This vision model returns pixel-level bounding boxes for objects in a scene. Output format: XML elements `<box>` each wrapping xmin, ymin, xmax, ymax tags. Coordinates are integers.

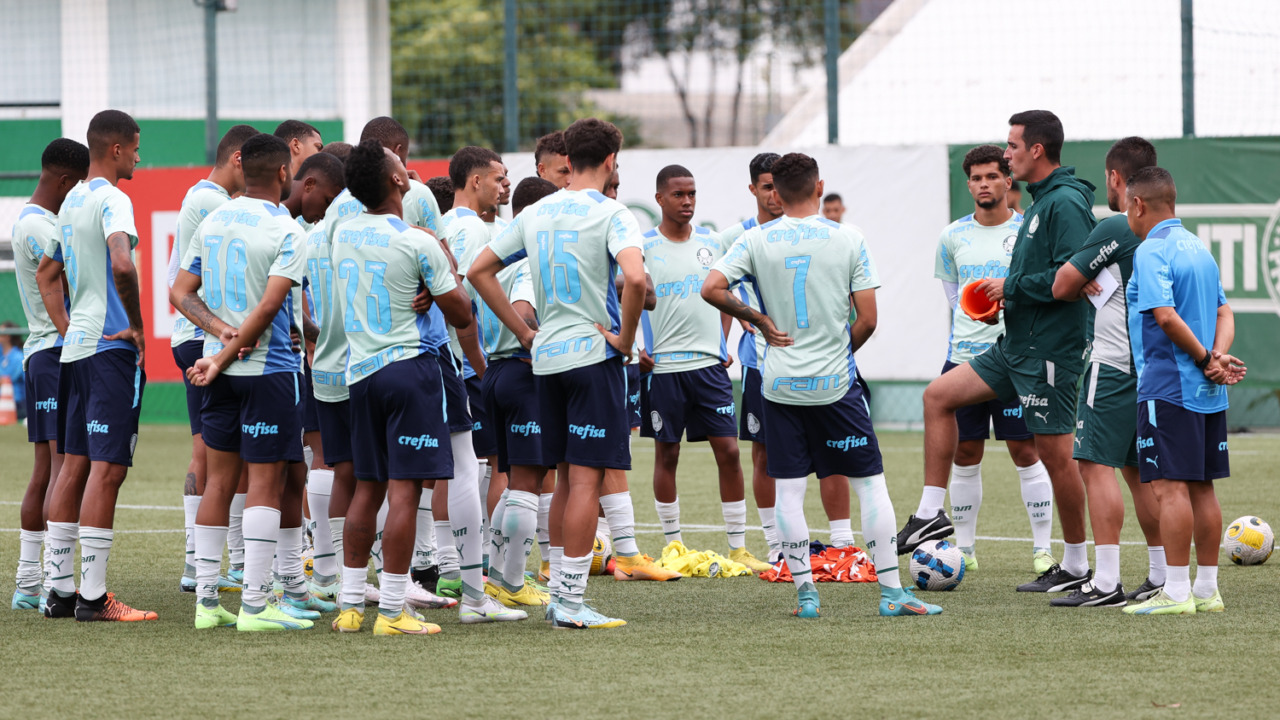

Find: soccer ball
<box><xmin>910</xmin><ymin>539</ymin><xmax>966</xmax><ymax>591</ymax></box>
<box><xmin>1224</xmin><ymin>515</ymin><xmax>1274</xmax><ymax>566</ymax></box>
<box><xmin>589</xmin><ymin>529</ymin><xmax>614</xmax><ymax>575</ymax></box>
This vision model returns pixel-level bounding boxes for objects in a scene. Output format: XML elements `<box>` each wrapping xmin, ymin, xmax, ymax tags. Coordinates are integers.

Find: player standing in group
<box><xmin>535</xmin><ymin>131</ymin><xmax>571</xmax><ymax>189</ymax></box>
<box><xmin>702</xmin><ymin>152</ymin><xmax>940</xmax><ymax>619</ymax></box>
<box><xmin>1122</xmin><ymin>167</ymin><xmax>1244</xmax><ymax>615</ymax></box>
<box><xmin>899</xmin><ymin>110</ymin><xmax>1097</xmax><ymax>596</ymax></box>
<box><xmin>274</xmin><ymin>120</ymin><xmax>324</xmax><ymax>179</ymax></box>
<box><xmin>324</xmin><ymin>140</ymin><xmax>477</xmax><ymax>635</ymax></box>
<box><xmin>173</xmin><ymin>133</ymin><xmax>308</xmax><ymax>630</ymax></box>
<box><xmin>169</xmin><ymin>124</ymin><xmax>257</xmax><ymax>593</ymax></box>
<box><xmin>37</xmin><ymin>110</ymin><xmax>153</xmax><ymax>622</ymax></box>
<box><xmin>821</xmin><ymin>193</ymin><xmax>844</xmax><ymax>223</ymax></box>
<box><xmin>934</xmin><ymin>145</ymin><xmax>1054</xmax><ymax>574</ymax></box>
<box><xmin>1051</xmin><ymin>137</ymin><xmax>1166</xmax><ymax>606</ymax></box>
<box><xmin>9</xmin><ymin>139</ymin><xmax>88</xmax><ymax>610</ymax></box>
<box><xmin>639</xmin><ymin>164</ymin><xmax>768</xmax><ymax>572</ymax></box>
<box><xmin>470</xmin><ymin>118</ymin><xmax>648</xmax><ymax>629</ymax></box>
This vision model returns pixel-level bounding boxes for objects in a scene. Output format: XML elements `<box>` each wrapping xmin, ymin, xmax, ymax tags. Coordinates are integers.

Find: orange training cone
<box><xmin>960</xmin><ymin>282</ymin><xmax>1001</xmax><ymax>322</ymax></box>
<box><xmin>0</xmin><ymin>375</ymin><xmax>16</xmax><ymax>425</ymax></box>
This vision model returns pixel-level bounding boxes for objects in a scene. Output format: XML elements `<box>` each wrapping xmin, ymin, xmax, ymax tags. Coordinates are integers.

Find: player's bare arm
<box><xmin>468</xmin><ymin>246</ymin><xmax>536</xmax><ymax>349</ymax></box>
<box><xmin>1150</xmin><ymin>305</ymin><xmax>1244</xmax><ymax>386</ymax></box>
<box><xmin>616</xmin><ymin>273</ymin><xmax>656</xmax><ymax>311</ymax></box>
<box><xmin>35</xmin><ymin>254</ymin><xmax>69</xmax><ymax>337</ymax></box>
<box><xmin>596</xmin><ymin>246</ymin><xmax>646</xmax><ymax>361</ymax></box>
<box><xmin>849</xmin><ymin>288</ymin><xmax>877</xmax><ymax>352</ymax></box>
<box><xmin>457</xmin><ymin>322</ymin><xmax>487</xmax><ymax>379</ymax></box>
<box><xmin>188</xmin><ymin>274</ymin><xmax>293</xmax><ymax>386</ymax></box>
<box><xmin>700</xmin><ymin>268</ymin><xmax>792</xmax><ymax>347</ymax></box>
<box><xmin>102</xmin><ymin>229</ymin><xmax>146</xmax><ymax>365</ymax></box>
<box><xmin>1051</xmin><ymin>263</ymin><xmax>1102</xmax><ymax>301</ymax></box>
<box><xmin>170</xmin><ymin>267</ymin><xmax>236</xmax><ymax>342</ymax></box>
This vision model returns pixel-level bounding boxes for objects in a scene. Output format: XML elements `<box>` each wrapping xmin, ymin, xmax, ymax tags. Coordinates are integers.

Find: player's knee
<box><xmin>1009</xmin><ymin>443</ymin><xmax>1038</xmax><ymax>468</ymax></box>
<box><xmin>954</xmin><ymin>442</ymin><xmax>983</xmax><ymax>466</ymax></box>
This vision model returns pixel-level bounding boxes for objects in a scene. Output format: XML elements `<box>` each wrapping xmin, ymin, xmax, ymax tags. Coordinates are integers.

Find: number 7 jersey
<box><xmin>712</xmin><ymin>214</ymin><xmax>880</xmax><ymax>406</ymax></box>
<box><xmin>487</xmin><ymin>188</ymin><xmax>643</xmax><ymax>376</ymax></box>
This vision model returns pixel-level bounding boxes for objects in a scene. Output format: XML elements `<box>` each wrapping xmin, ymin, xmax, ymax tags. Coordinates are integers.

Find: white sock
<box><xmin>549</xmin><ymin>546</ymin><xmax>564</xmax><ymax>599</ymax></box>
<box><xmin>501</xmin><ymin>490</ymin><xmax>539</xmax><ymax>591</ymax></box>
<box><xmin>16</xmin><ymin>529</ymin><xmax>44</xmax><ymax>591</ymax></box>
<box><xmin>228</xmin><ymin>493</ymin><xmax>247</xmax><ymax>567</ymax></box>
<box><xmin>194</xmin><ymin>525</ymin><xmax>228</xmax><ymax>607</ymax></box>
<box><xmin>42</xmin><ymin>541</ymin><xmax>53</xmax><ymax>596</ymax></box>
<box><xmin>536</xmin><ymin>493</ymin><xmax>552</xmax><ymax>564</ymax></box>
<box><xmin>307</xmin><ymin>468</ymin><xmax>337</xmax><ymax>578</ymax></box>
<box><xmin>559</xmin><ymin>553</ymin><xmax>592</xmax><ymax>611</ymax></box>
<box><xmin>775</xmin><ymin>477</ymin><xmax>813</xmax><ymax>593</ymax></box>
<box><xmin>46</xmin><ymin>521</ymin><xmax>77</xmax><ymax>596</ymax></box>
<box><xmin>413</xmin><ymin>492</ymin><xmax>435</xmax><ymax>570</ymax></box>
<box><xmin>340</xmin><ymin>564</ymin><xmax>365</xmax><ymax>609</ymax></box>
<box><xmin>721</xmin><ymin>499</ymin><xmax>747</xmax><ymax>550</ymax></box>
<box><xmin>1017</xmin><ymin>461</ymin><xmax>1053</xmax><ymax>550</ymax></box>
<box><xmin>478</xmin><ymin>459</ymin><xmax>492</xmax><ymax>536</ymax></box>
<box><xmin>182</xmin><ymin>494</ymin><xmax>201</xmax><ymax>577</ymax></box>
<box><xmin>448</xmin><ymin>432</ymin><xmax>485</xmax><ymax>600</ymax></box>
<box><xmin>1062</xmin><ymin>542</ymin><xmax>1089</xmax><ymax>577</ymax></box>
<box><xmin>329</xmin><ymin>517</ymin><xmax>346</xmax><ymax>573</ymax></box>
<box><xmin>434</xmin><ymin>520</ymin><xmax>460</xmax><ymax>579</ymax></box>
<box><xmin>757</xmin><ymin>506</ymin><xmax>780</xmax><ymax>558</ymax></box>
<box><xmin>1147</xmin><ymin>546</ymin><xmax>1167</xmax><ymax>585</ymax></box>
<box><xmin>655</xmin><ymin>498</ymin><xmax>682</xmax><ymax>545</ymax></box>
<box><xmin>1094</xmin><ymin>544</ymin><xmax>1120</xmax><ymax>593</ymax></box>
<box><xmin>828</xmin><ymin>519</ymin><xmax>854</xmax><ymax>548</ymax></box>
<box><xmin>915</xmin><ymin>485</ymin><xmax>947</xmax><ymax>518</ymax></box>
<box><xmin>1192</xmin><ymin>564</ymin><xmax>1218</xmax><ymax>599</ymax></box>
<box><xmin>241</xmin><ymin>506</ymin><xmax>281</xmax><ymax>608</ymax></box>
<box><xmin>78</xmin><ymin>526</ymin><xmax>114</xmax><ymax>602</ymax></box>
<box><xmin>277</xmin><ymin>524</ymin><xmax>307</xmax><ymax>597</ymax></box>
<box><xmin>853</xmin><ymin>474</ymin><xmax>902</xmax><ymax>590</ymax></box>
<box><xmin>370</xmin><ymin>499</ymin><xmax>388</xmax><ymax>583</ymax></box>
<box><xmin>600</xmin><ymin>491</ymin><xmax>639</xmax><ymax>557</ymax></box>
<box><xmin>379</xmin><ymin>571</ymin><xmax>408</xmax><ymax>617</ymax></box>
<box><xmin>1165</xmin><ymin>564</ymin><xmax>1191</xmax><ymax>602</ymax></box>
<box><xmin>949</xmin><ymin>463</ymin><xmax>982</xmax><ymax>550</ymax></box>
<box><xmin>488</xmin><ymin>488</ymin><xmax>511</xmax><ymax>586</ymax></box>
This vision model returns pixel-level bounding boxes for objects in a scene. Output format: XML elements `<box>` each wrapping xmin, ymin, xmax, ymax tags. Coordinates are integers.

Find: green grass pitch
<box><xmin>2</xmin><ymin>425</ymin><xmax>1278</xmax><ymax>719</ymax></box>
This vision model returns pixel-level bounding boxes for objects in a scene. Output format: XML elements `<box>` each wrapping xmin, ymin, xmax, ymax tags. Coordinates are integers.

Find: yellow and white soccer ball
<box><xmin>1224</xmin><ymin>515</ymin><xmax>1274</xmax><ymax>566</ymax></box>
<box><xmin>589</xmin><ymin>529</ymin><xmax>614</xmax><ymax>575</ymax></box>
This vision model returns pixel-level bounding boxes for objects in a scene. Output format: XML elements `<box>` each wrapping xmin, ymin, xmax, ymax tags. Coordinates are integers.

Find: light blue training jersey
<box><xmin>640</xmin><ymin>225</ymin><xmax>728</xmax><ymax>373</ymax></box>
<box><xmin>12</xmin><ymin>204</ymin><xmax>62</xmax><ymax>362</ymax></box>
<box><xmin>170</xmin><ymin>179</ymin><xmax>232</xmax><ymax>346</ymax></box>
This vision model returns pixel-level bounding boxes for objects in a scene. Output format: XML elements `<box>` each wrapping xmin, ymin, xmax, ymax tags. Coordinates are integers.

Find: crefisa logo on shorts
<box><xmin>398</xmin><ymin>434</ymin><xmax>439</xmax><ymax>449</ymax></box>
<box><xmin>826</xmin><ymin>435</ymin><xmax>868</xmax><ymax>451</ymax></box>
<box><xmin>569</xmin><ymin>423</ymin><xmax>606</xmax><ymax>439</ymax></box>
<box><xmin>86</xmin><ymin>420</ymin><xmax>110</xmax><ymax>434</ymax></box>
<box><xmin>242</xmin><ymin>422</ymin><xmax>279</xmax><ymax>438</ymax></box>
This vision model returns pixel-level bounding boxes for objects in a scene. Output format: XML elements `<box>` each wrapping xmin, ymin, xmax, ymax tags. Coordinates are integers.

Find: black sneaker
<box><xmin>43</xmin><ymin>590</ymin><xmax>77</xmax><ymax>619</ymax></box>
<box><xmin>411</xmin><ymin>565</ymin><xmax>440</xmax><ymax>594</ymax></box>
<box><xmin>1017</xmin><ymin>564</ymin><xmax>1091</xmax><ymax>593</ymax></box>
<box><xmin>1049</xmin><ymin>581</ymin><xmax>1127</xmax><ymax>607</ymax></box>
<box><xmin>1125</xmin><ymin>576</ymin><xmax>1163</xmax><ymax>601</ymax></box>
<box><xmin>896</xmin><ymin>510</ymin><xmax>954</xmax><ymax>555</ymax></box>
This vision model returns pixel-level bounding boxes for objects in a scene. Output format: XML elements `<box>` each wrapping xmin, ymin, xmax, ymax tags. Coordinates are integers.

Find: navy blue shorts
<box><xmin>466</xmin><ymin>374</ymin><xmax>498</xmax><ymax>457</ymax></box>
<box><xmin>626</xmin><ymin>364</ymin><xmax>642</xmax><ymax>429</ymax></box>
<box><xmin>431</xmin><ymin>353</ymin><xmax>473</xmax><ymax>434</ymax></box>
<box><xmin>25</xmin><ymin>346</ymin><xmax>61</xmax><ymax>444</ymax></box>
<box><xmin>315</xmin><ymin>398</ymin><xmax>353</xmax><ymax>465</ymax></box>
<box><xmin>201</xmin><ymin>372</ymin><xmax>300</xmax><ymax>463</ymax></box>
<box><xmin>764</xmin><ymin>379</ymin><xmax>883</xmax><ymax>479</ymax></box>
<box><xmin>1136</xmin><ymin>399</ymin><xmax>1229</xmax><ymax>483</ymax></box>
<box><xmin>300</xmin><ymin>360</ymin><xmax>320</xmax><ymax>434</ymax></box>
<box><xmin>638</xmin><ymin>369</ymin><xmax>655</xmax><ymax>439</ymax></box>
<box><xmin>536</xmin><ymin>358</ymin><xmax>631</xmax><ymax>470</ymax></box>
<box><xmin>481</xmin><ymin>358</ymin><xmax>548</xmax><ymax>473</ymax></box>
<box><xmin>350</xmin><ymin>353</ymin><xmax>453</xmax><ymax>483</ymax></box>
<box><xmin>59</xmin><ymin>349</ymin><xmax>145</xmax><ymax>466</ymax></box>
<box><xmin>943</xmin><ymin>361</ymin><xmax>1032</xmax><ymax>442</ymax></box>
<box><xmin>739</xmin><ymin>366</ymin><xmax>765</xmax><ymax>443</ymax></box>
<box><xmin>172</xmin><ymin>339</ymin><xmax>204</xmax><ymax>436</ymax></box>
<box><xmin>645</xmin><ymin>365</ymin><xmax>738</xmax><ymax>443</ymax></box>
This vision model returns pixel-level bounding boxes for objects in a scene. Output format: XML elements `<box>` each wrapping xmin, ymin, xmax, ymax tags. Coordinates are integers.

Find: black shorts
<box><xmin>764</xmin><ymin>378</ymin><xmax>883</xmax><ymax>480</ymax></box>
<box><xmin>626</xmin><ymin>363</ymin><xmax>642</xmax><ymax>430</ymax></box>
<box><xmin>943</xmin><ymin>361</ymin><xmax>1032</xmax><ymax>442</ymax></box>
<box><xmin>173</xmin><ymin>339</ymin><xmax>204</xmax><ymax>435</ymax></box>
<box><xmin>60</xmin><ymin>349</ymin><xmax>145</xmax><ymax>466</ymax></box>
<box><xmin>431</xmin><ymin>353</ymin><xmax>473</xmax><ymax>434</ymax></box>
<box><xmin>315</xmin><ymin>398</ymin><xmax>353</xmax><ymax>465</ymax></box>
<box><xmin>481</xmin><ymin>358</ymin><xmax>548</xmax><ymax>473</ymax></box>
<box><xmin>536</xmin><ymin>358</ymin><xmax>630</xmax><ymax>470</ymax></box>
<box><xmin>644</xmin><ymin>365</ymin><xmax>737</xmax><ymax>443</ymax></box>
<box><xmin>300</xmin><ymin>358</ymin><xmax>320</xmax><ymax>434</ymax></box>
<box><xmin>466</xmin><ymin>374</ymin><xmax>498</xmax><ymax>457</ymax></box>
<box><xmin>25</xmin><ymin>346</ymin><xmax>61</xmax><ymax>443</ymax></box>
<box><xmin>739</xmin><ymin>366</ymin><xmax>765</xmax><ymax>443</ymax></box>
<box><xmin>350</xmin><ymin>354</ymin><xmax>453</xmax><ymax>483</ymax></box>
<box><xmin>1136</xmin><ymin>399</ymin><xmax>1229</xmax><ymax>483</ymax></box>
<box><xmin>201</xmin><ymin>371</ymin><xmax>299</xmax><ymax>463</ymax></box>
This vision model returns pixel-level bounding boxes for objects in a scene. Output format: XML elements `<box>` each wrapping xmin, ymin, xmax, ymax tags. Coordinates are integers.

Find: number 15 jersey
<box><xmin>487</xmin><ymin>188</ymin><xmax>643</xmax><ymax>376</ymax></box>
<box><xmin>712</xmin><ymin>215</ymin><xmax>879</xmax><ymax>407</ymax></box>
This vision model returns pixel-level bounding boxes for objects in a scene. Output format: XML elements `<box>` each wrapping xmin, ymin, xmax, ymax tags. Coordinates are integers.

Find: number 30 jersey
<box><xmin>712</xmin><ymin>214</ymin><xmax>880</xmax><ymax>407</ymax></box>
<box><xmin>181</xmin><ymin>196</ymin><xmax>306</xmax><ymax>376</ymax></box>
<box><xmin>488</xmin><ymin>188</ymin><xmax>643</xmax><ymax>376</ymax></box>
<box><xmin>330</xmin><ymin>213</ymin><xmax>458</xmax><ymax>386</ymax></box>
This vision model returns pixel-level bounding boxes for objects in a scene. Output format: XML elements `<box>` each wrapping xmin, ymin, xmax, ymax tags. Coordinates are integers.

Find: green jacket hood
<box><xmin>1027</xmin><ymin>166</ymin><xmax>1096</xmax><ymax>207</ymax></box>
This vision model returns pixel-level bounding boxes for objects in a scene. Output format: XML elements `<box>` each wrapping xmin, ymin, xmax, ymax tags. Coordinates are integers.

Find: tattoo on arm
<box><xmin>107</xmin><ymin>232</ymin><xmax>144</xmax><ymax>328</ymax></box>
<box><xmin>714</xmin><ymin>288</ymin><xmax>763</xmax><ymax>325</ymax></box>
<box><xmin>180</xmin><ymin>292</ymin><xmax>224</xmax><ymax>336</ymax></box>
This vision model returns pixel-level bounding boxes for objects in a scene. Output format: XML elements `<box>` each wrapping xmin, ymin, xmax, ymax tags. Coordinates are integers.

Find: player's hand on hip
<box><xmin>978</xmin><ymin>278</ymin><xmax>1005</xmax><ymax>302</ymax></box>
<box><xmin>595</xmin><ymin>323</ymin><xmax>632</xmax><ymax>362</ymax></box>
<box><xmin>104</xmin><ymin>326</ymin><xmax>145</xmax><ymax>367</ymax></box>
<box><xmin>517</xmin><ymin>327</ymin><xmax>537</xmax><ymax>351</ymax></box>
<box><xmin>757</xmin><ymin>316</ymin><xmax>793</xmax><ymax>347</ymax></box>
<box><xmin>722</xmin><ymin>353</ymin><xmax>734</xmax><ymax>368</ymax></box>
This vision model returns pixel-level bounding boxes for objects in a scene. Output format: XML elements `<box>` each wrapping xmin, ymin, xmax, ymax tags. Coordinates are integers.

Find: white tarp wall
<box><xmin>503</xmin><ymin>144</ymin><xmax>953</xmax><ymax>381</ymax></box>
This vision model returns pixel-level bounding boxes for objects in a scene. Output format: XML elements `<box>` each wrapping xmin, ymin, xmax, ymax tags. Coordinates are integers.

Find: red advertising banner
<box><xmin>128</xmin><ymin>160</ymin><xmax>449</xmax><ymax>381</ymax></box>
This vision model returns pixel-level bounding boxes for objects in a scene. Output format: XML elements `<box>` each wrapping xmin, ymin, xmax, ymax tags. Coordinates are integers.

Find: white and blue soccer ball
<box><xmin>1224</xmin><ymin>515</ymin><xmax>1274</xmax><ymax>566</ymax></box>
<box><xmin>910</xmin><ymin>539</ymin><xmax>966</xmax><ymax>591</ymax></box>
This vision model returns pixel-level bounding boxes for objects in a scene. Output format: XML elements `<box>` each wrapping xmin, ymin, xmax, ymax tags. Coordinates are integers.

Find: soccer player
<box><xmin>639</xmin><ymin>164</ymin><xmax>768</xmax><ymax>572</ymax></box>
<box><xmin>321</xmin><ymin>141</ymin><xmax>352</xmax><ymax>162</ymax></box>
<box><xmin>174</xmin><ymin>133</ymin><xmax>310</xmax><ymax>630</ymax></box>
<box><xmin>534</xmin><ymin>131</ymin><xmax>571</xmax><ymax>188</ymax></box>
<box><xmin>470</xmin><ymin>117</ymin><xmax>647</xmax><ymax>629</ymax></box>
<box><xmin>360</xmin><ymin>117</ymin><xmax>441</xmax><ymax>233</ymax></box>
<box><xmin>899</xmin><ymin>110</ymin><xmax>1097</xmax><ymax>596</ymax></box>
<box><xmin>37</xmin><ymin>110</ymin><xmax>152</xmax><ymax>622</ymax></box>
<box><xmin>821</xmin><ymin>193</ymin><xmax>844</xmax><ymax>223</ymax></box>
<box><xmin>934</xmin><ymin>145</ymin><xmax>1054</xmax><ymax>574</ymax></box>
<box><xmin>169</xmin><ymin>123</ymin><xmax>257</xmax><ymax>593</ymax></box>
<box><xmin>1051</xmin><ymin>137</ymin><xmax>1165</xmax><ymax>607</ymax></box>
<box><xmin>274</xmin><ymin>120</ymin><xmax>324</xmax><ymax>178</ymax></box>
<box><xmin>1121</xmin><ymin>167</ymin><xmax>1244</xmax><ymax>615</ymax></box>
<box><xmin>322</xmin><ymin>140</ymin><xmax>481</xmax><ymax>634</ymax></box>
<box><xmin>9</xmin><ymin>138</ymin><xmax>88</xmax><ymax>611</ymax></box>
<box><xmin>702</xmin><ymin>152</ymin><xmax>939</xmax><ymax>619</ymax></box>
<box><xmin>427</xmin><ymin>175</ymin><xmax>455</xmax><ymax>213</ymax></box>
<box><xmin>604</xmin><ymin>167</ymin><xmax>621</xmax><ymax>200</ymax></box>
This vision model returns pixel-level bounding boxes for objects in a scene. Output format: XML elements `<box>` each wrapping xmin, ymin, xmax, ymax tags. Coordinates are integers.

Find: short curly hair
<box><xmin>345</xmin><ymin>139</ymin><xmax>392</xmax><ymax>209</ymax></box>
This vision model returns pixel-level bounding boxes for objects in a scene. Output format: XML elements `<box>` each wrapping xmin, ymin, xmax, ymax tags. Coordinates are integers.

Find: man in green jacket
<box><xmin>898</xmin><ymin>110</ymin><xmax>1097</xmax><ymax>595</ymax></box>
